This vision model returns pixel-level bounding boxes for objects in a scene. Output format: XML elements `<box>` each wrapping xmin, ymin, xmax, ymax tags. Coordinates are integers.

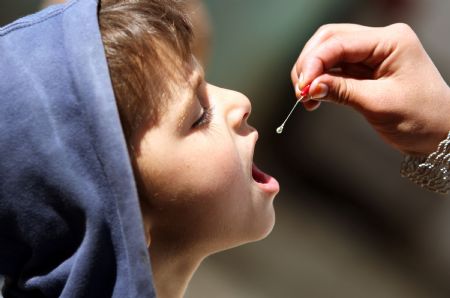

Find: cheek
<box><xmin>152</xmin><ymin>139</ymin><xmax>249</xmax><ymax>219</ymax></box>
<box><xmin>142</xmin><ymin>147</ymin><xmax>249</xmax><ymax>249</ymax></box>
<box><xmin>177</xmin><ymin>141</ymin><xmax>248</xmax><ymax>201</ymax></box>
<box><xmin>140</xmin><ymin>134</ymin><xmax>246</xmax><ymax>206</ymax></box>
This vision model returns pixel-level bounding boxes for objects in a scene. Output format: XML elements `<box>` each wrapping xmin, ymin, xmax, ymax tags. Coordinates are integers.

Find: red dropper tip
<box><xmin>300</xmin><ymin>84</ymin><xmax>311</xmax><ymax>97</ymax></box>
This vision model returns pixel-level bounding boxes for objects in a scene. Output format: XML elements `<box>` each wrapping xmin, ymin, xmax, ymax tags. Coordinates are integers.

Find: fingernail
<box><xmin>310</xmin><ymin>82</ymin><xmax>329</xmax><ymax>100</ymax></box>
<box><xmin>298</xmin><ymin>72</ymin><xmax>305</xmax><ymax>88</ymax></box>
<box><xmin>306</xmin><ymin>100</ymin><xmax>321</xmax><ymax>111</ymax></box>
<box><xmin>295</xmin><ymin>83</ymin><xmax>301</xmax><ymax>98</ymax></box>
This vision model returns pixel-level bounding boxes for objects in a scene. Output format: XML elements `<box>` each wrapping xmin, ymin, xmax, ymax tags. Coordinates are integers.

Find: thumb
<box><xmin>309</xmin><ymin>73</ymin><xmax>380</xmax><ymax>112</ymax></box>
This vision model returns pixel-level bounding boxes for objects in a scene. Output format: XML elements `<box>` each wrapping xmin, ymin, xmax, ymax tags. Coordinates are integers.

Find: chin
<box><xmin>253</xmin><ymin>209</ymin><xmax>276</xmax><ymax>241</ymax></box>
<box><xmin>239</xmin><ymin>205</ymin><xmax>276</xmax><ymax>245</ymax></box>
<box><xmin>211</xmin><ymin>210</ymin><xmax>276</xmax><ymax>254</ymax></box>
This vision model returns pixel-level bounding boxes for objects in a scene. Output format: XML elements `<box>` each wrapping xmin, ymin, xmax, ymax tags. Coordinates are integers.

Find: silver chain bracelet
<box><xmin>400</xmin><ymin>131</ymin><xmax>450</xmax><ymax>194</ymax></box>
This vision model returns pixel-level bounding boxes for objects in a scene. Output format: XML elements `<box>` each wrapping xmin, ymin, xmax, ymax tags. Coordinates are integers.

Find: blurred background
<box><xmin>1</xmin><ymin>0</ymin><xmax>450</xmax><ymax>297</ymax></box>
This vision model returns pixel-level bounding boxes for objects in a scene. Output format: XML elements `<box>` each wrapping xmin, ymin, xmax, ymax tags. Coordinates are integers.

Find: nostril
<box><xmin>243</xmin><ymin>112</ymin><xmax>250</xmax><ymax>121</ymax></box>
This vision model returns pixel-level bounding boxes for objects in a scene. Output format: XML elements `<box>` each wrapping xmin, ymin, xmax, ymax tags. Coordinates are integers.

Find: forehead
<box><xmin>166</xmin><ymin>56</ymin><xmax>204</xmax><ymax>101</ymax></box>
<box><xmin>156</xmin><ymin>56</ymin><xmax>204</xmax><ymax>120</ymax></box>
<box><xmin>131</xmin><ymin>58</ymin><xmax>205</xmax><ymax>156</ymax></box>
<box><xmin>176</xmin><ymin>57</ymin><xmax>203</xmax><ymax>87</ymax></box>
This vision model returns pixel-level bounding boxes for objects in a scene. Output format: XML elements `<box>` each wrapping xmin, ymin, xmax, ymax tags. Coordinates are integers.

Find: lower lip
<box><xmin>252</xmin><ymin>164</ymin><xmax>280</xmax><ymax>194</ymax></box>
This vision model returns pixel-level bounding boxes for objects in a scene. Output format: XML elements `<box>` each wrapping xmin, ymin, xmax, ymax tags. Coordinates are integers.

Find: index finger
<box><xmin>291</xmin><ymin>24</ymin><xmax>372</xmax><ymax>87</ymax></box>
<box><xmin>300</xmin><ymin>29</ymin><xmax>392</xmax><ymax>87</ymax></box>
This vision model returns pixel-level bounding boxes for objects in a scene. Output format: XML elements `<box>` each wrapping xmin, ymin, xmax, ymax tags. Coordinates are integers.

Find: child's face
<box><xmin>133</xmin><ymin>59</ymin><xmax>279</xmax><ymax>255</ymax></box>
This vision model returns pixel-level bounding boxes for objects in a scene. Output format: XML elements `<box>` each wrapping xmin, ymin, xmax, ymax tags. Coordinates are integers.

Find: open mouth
<box><xmin>252</xmin><ymin>164</ymin><xmax>270</xmax><ymax>184</ymax></box>
<box><xmin>252</xmin><ymin>163</ymin><xmax>280</xmax><ymax>194</ymax></box>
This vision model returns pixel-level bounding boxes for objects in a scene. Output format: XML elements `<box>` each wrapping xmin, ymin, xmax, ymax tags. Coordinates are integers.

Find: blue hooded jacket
<box><xmin>0</xmin><ymin>0</ymin><xmax>156</xmax><ymax>296</ymax></box>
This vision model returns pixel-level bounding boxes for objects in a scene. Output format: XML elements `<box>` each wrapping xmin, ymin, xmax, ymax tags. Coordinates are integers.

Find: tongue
<box><xmin>252</xmin><ymin>164</ymin><xmax>269</xmax><ymax>184</ymax></box>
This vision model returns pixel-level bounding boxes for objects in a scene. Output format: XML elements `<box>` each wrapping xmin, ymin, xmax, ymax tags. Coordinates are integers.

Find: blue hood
<box><xmin>0</xmin><ymin>0</ymin><xmax>155</xmax><ymax>296</ymax></box>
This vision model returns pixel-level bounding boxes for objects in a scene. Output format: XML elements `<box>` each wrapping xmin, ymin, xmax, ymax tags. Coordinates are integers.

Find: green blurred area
<box><xmin>0</xmin><ymin>0</ymin><xmax>41</xmax><ymax>26</ymax></box>
<box><xmin>203</xmin><ymin>0</ymin><xmax>355</xmax><ymax>126</ymax></box>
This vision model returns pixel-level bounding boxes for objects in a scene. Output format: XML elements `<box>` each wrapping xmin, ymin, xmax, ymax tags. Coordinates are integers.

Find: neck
<box><xmin>149</xmin><ymin>245</ymin><xmax>204</xmax><ymax>298</ymax></box>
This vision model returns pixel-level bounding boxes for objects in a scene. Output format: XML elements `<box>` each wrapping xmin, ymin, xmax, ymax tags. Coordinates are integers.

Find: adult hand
<box><xmin>291</xmin><ymin>23</ymin><xmax>450</xmax><ymax>156</ymax></box>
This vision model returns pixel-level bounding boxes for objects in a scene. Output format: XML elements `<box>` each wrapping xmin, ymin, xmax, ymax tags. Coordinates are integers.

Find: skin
<box><xmin>291</xmin><ymin>23</ymin><xmax>450</xmax><ymax>156</ymax></box>
<box><xmin>132</xmin><ymin>59</ymin><xmax>279</xmax><ymax>298</ymax></box>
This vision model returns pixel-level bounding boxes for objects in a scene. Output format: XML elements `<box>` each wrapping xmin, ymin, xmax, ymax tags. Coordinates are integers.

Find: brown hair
<box><xmin>98</xmin><ymin>0</ymin><xmax>193</xmax><ymax>141</ymax></box>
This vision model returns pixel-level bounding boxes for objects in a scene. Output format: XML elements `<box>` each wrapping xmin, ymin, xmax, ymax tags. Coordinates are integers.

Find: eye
<box><xmin>192</xmin><ymin>106</ymin><xmax>213</xmax><ymax>128</ymax></box>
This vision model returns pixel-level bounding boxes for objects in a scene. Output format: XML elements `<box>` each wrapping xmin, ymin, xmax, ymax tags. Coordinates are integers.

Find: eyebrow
<box><xmin>176</xmin><ymin>70</ymin><xmax>203</xmax><ymax>130</ymax></box>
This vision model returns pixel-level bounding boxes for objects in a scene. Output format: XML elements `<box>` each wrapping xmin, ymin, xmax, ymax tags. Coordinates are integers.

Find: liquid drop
<box><xmin>276</xmin><ymin>126</ymin><xmax>284</xmax><ymax>134</ymax></box>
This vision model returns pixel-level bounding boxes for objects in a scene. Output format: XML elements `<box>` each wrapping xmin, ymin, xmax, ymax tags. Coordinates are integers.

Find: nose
<box><xmin>220</xmin><ymin>87</ymin><xmax>253</xmax><ymax>132</ymax></box>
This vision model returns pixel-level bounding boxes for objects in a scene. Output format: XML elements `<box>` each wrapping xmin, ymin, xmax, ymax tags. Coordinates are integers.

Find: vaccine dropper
<box><xmin>276</xmin><ymin>84</ymin><xmax>310</xmax><ymax>134</ymax></box>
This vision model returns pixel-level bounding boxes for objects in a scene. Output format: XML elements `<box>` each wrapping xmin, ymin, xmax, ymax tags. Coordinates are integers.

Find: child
<box><xmin>0</xmin><ymin>0</ymin><xmax>279</xmax><ymax>297</ymax></box>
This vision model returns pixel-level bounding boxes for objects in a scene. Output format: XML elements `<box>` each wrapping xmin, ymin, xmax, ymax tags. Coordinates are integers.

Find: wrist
<box><xmin>420</xmin><ymin>85</ymin><xmax>450</xmax><ymax>155</ymax></box>
<box><xmin>444</xmin><ymin>86</ymin><xmax>450</xmax><ymax>132</ymax></box>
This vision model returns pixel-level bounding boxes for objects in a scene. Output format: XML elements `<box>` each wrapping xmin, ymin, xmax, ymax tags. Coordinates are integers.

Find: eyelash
<box><xmin>192</xmin><ymin>106</ymin><xmax>213</xmax><ymax>128</ymax></box>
